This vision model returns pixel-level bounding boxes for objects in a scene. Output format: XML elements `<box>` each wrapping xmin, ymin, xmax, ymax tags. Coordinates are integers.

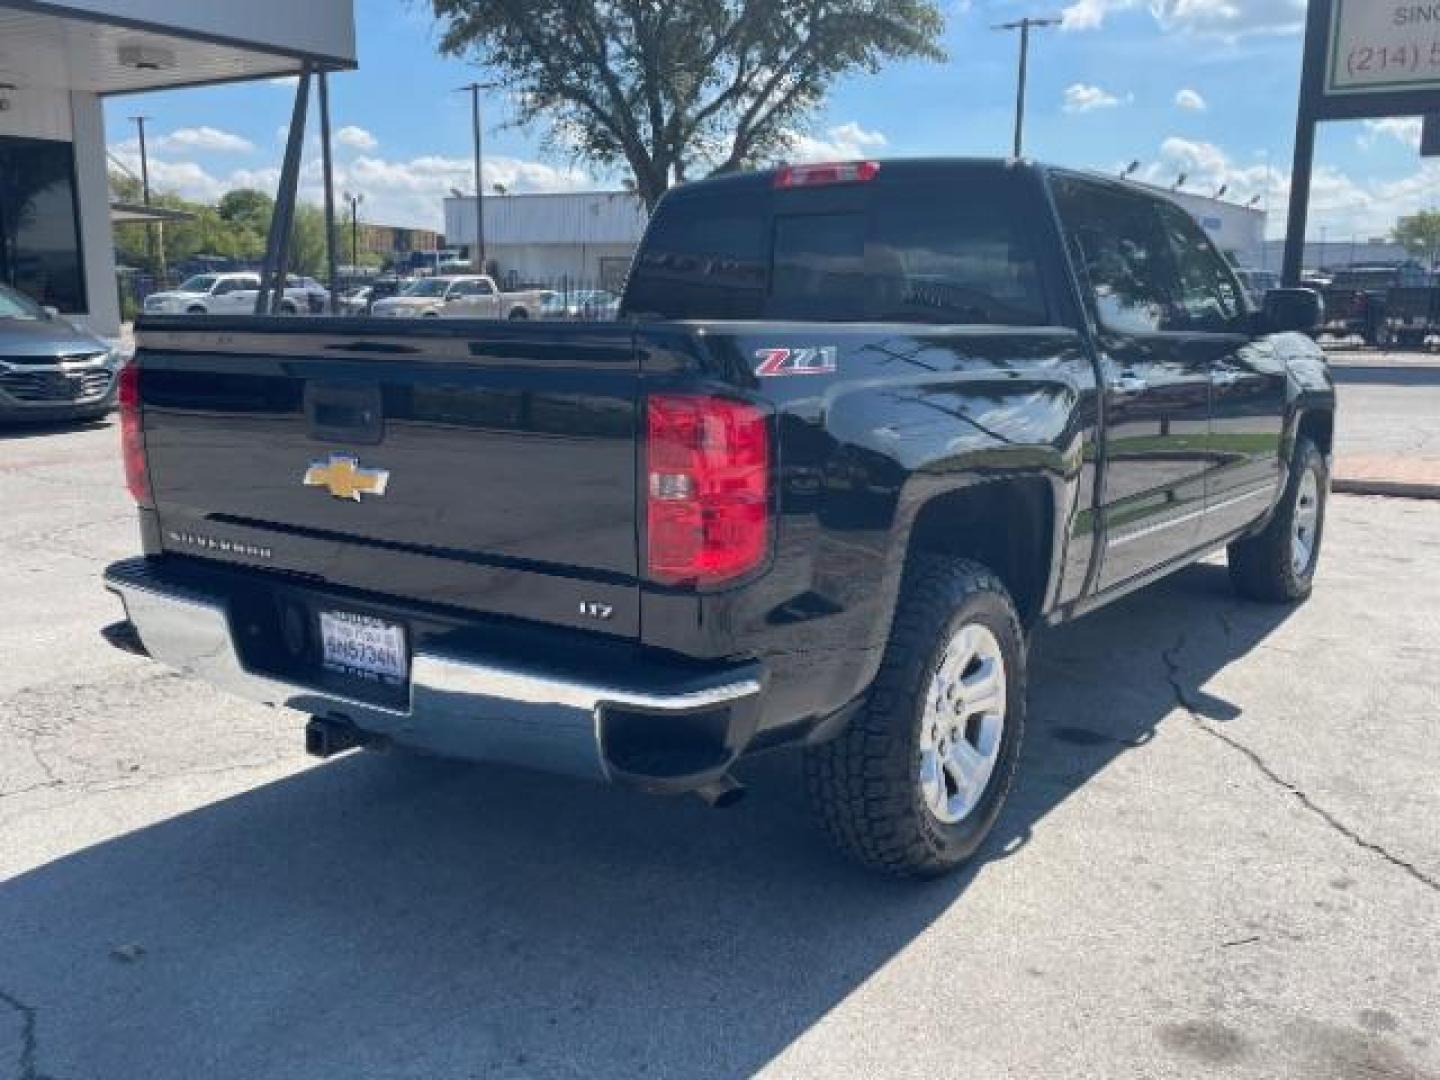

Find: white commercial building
<box><xmin>0</xmin><ymin>0</ymin><xmax>357</xmax><ymax>337</ymax></box>
<box><xmin>445</xmin><ymin>191</ymin><xmax>649</xmax><ymax>291</ymax></box>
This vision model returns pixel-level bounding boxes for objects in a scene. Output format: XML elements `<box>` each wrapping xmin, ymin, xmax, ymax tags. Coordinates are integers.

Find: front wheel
<box><xmin>804</xmin><ymin>556</ymin><xmax>1026</xmax><ymax>878</ymax></box>
<box><xmin>1228</xmin><ymin>436</ymin><xmax>1328</xmax><ymax>603</ymax></box>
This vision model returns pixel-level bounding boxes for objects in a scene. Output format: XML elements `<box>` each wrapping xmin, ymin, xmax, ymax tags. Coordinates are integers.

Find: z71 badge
<box><xmin>754</xmin><ymin>346</ymin><xmax>838</xmax><ymax>377</ymax></box>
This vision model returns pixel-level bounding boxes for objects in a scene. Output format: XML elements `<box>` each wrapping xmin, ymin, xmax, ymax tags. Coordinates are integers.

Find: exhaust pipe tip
<box><xmin>694</xmin><ymin>774</ymin><xmax>746</xmax><ymax>809</ymax></box>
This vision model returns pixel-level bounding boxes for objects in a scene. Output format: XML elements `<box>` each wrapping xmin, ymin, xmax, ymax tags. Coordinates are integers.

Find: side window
<box><xmin>1157</xmin><ymin>203</ymin><xmax>1245</xmax><ymax>332</ymax></box>
<box><xmin>1053</xmin><ymin>177</ymin><xmax>1179</xmax><ymax>334</ymax></box>
<box><xmin>449</xmin><ymin>281</ymin><xmax>480</xmax><ymax>298</ymax></box>
<box><xmin>474</xmin><ymin>279</ymin><xmax>495</xmax><ymax>296</ymax></box>
<box><xmin>212</xmin><ymin>280</ymin><xmax>237</xmax><ymax>296</ymax></box>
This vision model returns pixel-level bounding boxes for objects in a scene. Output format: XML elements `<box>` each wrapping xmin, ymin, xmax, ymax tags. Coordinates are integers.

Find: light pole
<box><xmin>992</xmin><ymin>16</ymin><xmax>1061</xmax><ymax>159</ymax></box>
<box><xmin>128</xmin><ymin>115</ymin><xmax>166</xmax><ymax>281</ymax></box>
<box><xmin>343</xmin><ymin>191</ymin><xmax>364</xmax><ymax>275</ymax></box>
<box><xmin>457</xmin><ymin>83</ymin><xmax>487</xmax><ymax>273</ymax></box>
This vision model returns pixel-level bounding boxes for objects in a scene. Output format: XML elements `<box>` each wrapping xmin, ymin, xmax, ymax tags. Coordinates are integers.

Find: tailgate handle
<box><xmin>305</xmin><ymin>381</ymin><xmax>384</xmax><ymax>445</ymax></box>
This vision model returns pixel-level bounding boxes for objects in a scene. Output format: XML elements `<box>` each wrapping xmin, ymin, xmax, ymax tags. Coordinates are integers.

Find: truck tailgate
<box><xmin>136</xmin><ymin>319</ymin><xmax>641</xmax><ymax>638</ymax></box>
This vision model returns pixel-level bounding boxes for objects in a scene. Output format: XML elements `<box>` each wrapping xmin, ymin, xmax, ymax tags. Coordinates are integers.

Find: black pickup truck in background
<box><xmin>104</xmin><ymin>159</ymin><xmax>1334</xmax><ymax>877</ymax></box>
<box><xmin>1319</xmin><ymin>263</ymin><xmax>1440</xmax><ymax>348</ymax></box>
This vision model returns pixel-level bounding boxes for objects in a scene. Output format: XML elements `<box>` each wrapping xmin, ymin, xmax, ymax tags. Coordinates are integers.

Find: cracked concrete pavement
<box><xmin>2</xmin><ymin>418</ymin><xmax>1438</xmax><ymax>1079</ymax></box>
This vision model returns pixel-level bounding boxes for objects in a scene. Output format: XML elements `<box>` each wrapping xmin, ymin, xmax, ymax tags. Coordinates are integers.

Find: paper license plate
<box><xmin>318</xmin><ymin>610</ymin><xmax>408</xmax><ymax>685</ymax></box>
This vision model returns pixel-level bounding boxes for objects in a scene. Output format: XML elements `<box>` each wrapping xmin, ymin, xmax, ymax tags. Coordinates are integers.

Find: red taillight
<box><xmin>118</xmin><ymin>360</ymin><xmax>151</xmax><ymax>507</ymax></box>
<box><xmin>646</xmin><ymin>394</ymin><xmax>770</xmax><ymax>587</ymax></box>
<box><xmin>773</xmin><ymin>160</ymin><xmax>880</xmax><ymax>189</ymax></box>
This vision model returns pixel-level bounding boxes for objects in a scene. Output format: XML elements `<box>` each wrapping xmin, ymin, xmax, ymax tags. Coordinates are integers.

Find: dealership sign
<box><xmin>1283</xmin><ymin>0</ymin><xmax>1440</xmax><ymax>282</ymax></box>
<box><xmin>1327</xmin><ymin>0</ymin><xmax>1440</xmax><ymax>95</ymax></box>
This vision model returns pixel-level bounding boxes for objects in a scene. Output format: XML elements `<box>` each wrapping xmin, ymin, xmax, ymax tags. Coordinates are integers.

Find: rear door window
<box><xmin>1052</xmin><ymin>176</ymin><xmax>1181</xmax><ymax>334</ymax></box>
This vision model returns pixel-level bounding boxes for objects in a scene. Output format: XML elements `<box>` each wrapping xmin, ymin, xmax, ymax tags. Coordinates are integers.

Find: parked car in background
<box><xmin>540</xmin><ymin>288</ymin><xmax>621</xmax><ymax>320</ymax></box>
<box><xmin>285</xmin><ymin>275</ymin><xmax>331</xmax><ymax>314</ymax></box>
<box><xmin>144</xmin><ymin>272</ymin><xmax>263</xmax><ymax>315</ymax></box>
<box><xmin>143</xmin><ymin>272</ymin><xmax>325</xmax><ymax>316</ymax></box>
<box><xmin>370</xmin><ymin>275</ymin><xmax>545</xmax><ymax>319</ymax></box>
<box><xmin>0</xmin><ymin>284</ymin><xmax>122</xmax><ymax>423</ymax></box>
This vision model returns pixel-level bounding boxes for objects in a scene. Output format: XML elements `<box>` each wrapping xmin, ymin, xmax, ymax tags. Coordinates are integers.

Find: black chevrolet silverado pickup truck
<box><xmin>104</xmin><ymin>159</ymin><xmax>1334</xmax><ymax>877</ymax></box>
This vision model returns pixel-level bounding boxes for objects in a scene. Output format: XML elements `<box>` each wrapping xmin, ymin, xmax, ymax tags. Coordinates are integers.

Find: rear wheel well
<box><xmin>904</xmin><ymin>479</ymin><xmax>1055</xmax><ymax>627</ymax></box>
<box><xmin>1297</xmin><ymin>409</ymin><xmax>1333</xmax><ymax>457</ymax></box>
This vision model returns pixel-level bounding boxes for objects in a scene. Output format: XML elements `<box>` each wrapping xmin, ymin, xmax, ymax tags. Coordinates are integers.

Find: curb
<box><xmin>1333</xmin><ymin>478</ymin><xmax>1440</xmax><ymax>500</ymax></box>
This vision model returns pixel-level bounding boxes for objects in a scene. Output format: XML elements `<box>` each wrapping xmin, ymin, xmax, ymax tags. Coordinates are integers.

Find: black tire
<box><xmin>186</xmin><ymin>306</ymin><xmax>206</xmax><ymax>315</ymax></box>
<box><xmin>1228</xmin><ymin>436</ymin><xmax>1328</xmax><ymax>603</ymax></box>
<box><xmin>508</xmin><ymin>308</ymin><xmax>529</xmax><ymax>320</ymax></box>
<box><xmin>804</xmin><ymin>555</ymin><xmax>1026</xmax><ymax>878</ymax></box>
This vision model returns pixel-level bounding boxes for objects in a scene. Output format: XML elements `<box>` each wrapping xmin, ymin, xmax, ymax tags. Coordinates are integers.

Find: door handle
<box><xmin>1109</xmin><ymin>373</ymin><xmax>1149</xmax><ymax>395</ymax></box>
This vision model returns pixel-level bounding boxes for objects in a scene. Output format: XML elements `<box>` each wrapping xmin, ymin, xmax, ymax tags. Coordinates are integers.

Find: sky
<box><xmin>102</xmin><ymin>0</ymin><xmax>1440</xmax><ymax>243</ymax></box>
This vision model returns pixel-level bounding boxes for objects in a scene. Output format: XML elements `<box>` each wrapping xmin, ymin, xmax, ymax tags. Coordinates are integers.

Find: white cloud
<box><xmin>112</xmin><ymin>126</ymin><xmax>254</xmax><ymax>157</ymax></box>
<box><xmin>784</xmin><ymin>121</ymin><xmax>888</xmax><ymax>162</ymax></box>
<box><xmin>106</xmin><ymin>141</ymin><xmax>595</xmax><ymax>229</ymax></box>
<box><xmin>335</xmin><ymin>125</ymin><xmax>379</xmax><ymax>151</ymax></box>
<box><xmin>1128</xmin><ymin>136</ymin><xmax>1432</xmax><ymax>240</ymax></box>
<box><xmin>1063</xmin><ymin>84</ymin><xmax>1122</xmax><ymax>113</ymax></box>
<box><xmin>165</xmin><ymin>126</ymin><xmax>254</xmax><ymax>153</ymax></box>
<box><xmin>1361</xmin><ymin>117</ymin><xmax>1423</xmax><ymax>150</ymax></box>
<box><xmin>1063</xmin><ymin>0</ymin><xmax>1304</xmax><ymax>38</ymax></box>
<box><xmin>1175</xmin><ymin>88</ymin><xmax>1207</xmax><ymax>111</ymax></box>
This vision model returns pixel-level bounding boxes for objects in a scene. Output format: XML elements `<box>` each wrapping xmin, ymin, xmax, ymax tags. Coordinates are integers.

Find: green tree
<box><xmin>109</xmin><ymin>173</ymin><xmax>330</xmax><ymax>277</ymax></box>
<box><xmin>217</xmin><ymin>188</ymin><xmax>274</xmax><ymax>233</ymax></box>
<box><xmin>1393</xmin><ymin>210</ymin><xmax>1440</xmax><ymax>264</ymax></box>
<box><xmin>428</xmin><ymin>0</ymin><xmax>945</xmax><ymax>209</ymax></box>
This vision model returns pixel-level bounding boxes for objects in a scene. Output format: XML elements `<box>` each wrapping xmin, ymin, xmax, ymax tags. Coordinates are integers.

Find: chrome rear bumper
<box><xmin>103</xmin><ymin>558</ymin><xmax>763</xmax><ymax>788</ymax></box>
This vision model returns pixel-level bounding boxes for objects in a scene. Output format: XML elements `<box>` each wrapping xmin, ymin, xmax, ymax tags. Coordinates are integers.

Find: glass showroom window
<box><xmin>0</xmin><ymin>135</ymin><xmax>88</xmax><ymax>313</ymax></box>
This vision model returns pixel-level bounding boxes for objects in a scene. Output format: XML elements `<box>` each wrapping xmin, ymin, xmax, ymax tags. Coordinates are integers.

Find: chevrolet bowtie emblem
<box><xmin>302</xmin><ymin>454</ymin><xmax>390</xmax><ymax>502</ymax></box>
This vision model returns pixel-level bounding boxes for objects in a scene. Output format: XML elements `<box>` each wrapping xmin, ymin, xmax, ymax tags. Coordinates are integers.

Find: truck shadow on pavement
<box><xmin>0</xmin><ymin>563</ymin><xmax>1292</xmax><ymax>1079</ymax></box>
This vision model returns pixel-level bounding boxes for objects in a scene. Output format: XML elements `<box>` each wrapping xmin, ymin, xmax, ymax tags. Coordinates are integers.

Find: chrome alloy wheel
<box><xmin>918</xmin><ymin>623</ymin><xmax>1007</xmax><ymax>826</ymax></box>
<box><xmin>1292</xmin><ymin>465</ymin><xmax>1322</xmax><ymax>576</ymax></box>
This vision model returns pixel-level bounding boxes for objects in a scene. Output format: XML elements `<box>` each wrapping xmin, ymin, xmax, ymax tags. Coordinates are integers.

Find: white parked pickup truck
<box><xmin>369</xmin><ymin>275</ymin><xmax>545</xmax><ymax>320</ymax></box>
<box><xmin>143</xmin><ymin>272</ymin><xmax>329</xmax><ymax>316</ymax></box>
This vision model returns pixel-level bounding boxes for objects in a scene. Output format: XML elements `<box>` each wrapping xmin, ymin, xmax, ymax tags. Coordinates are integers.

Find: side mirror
<box><xmin>1263</xmin><ymin>288</ymin><xmax>1322</xmax><ymax>334</ymax></box>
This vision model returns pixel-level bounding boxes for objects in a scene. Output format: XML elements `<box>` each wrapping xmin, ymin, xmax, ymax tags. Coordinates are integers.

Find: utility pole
<box><xmin>128</xmin><ymin>115</ymin><xmax>166</xmax><ymax>282</ymax></box>
<box><xmin>992</xmin><ymin>16</ymin><xmax>1061</xmax><ymax>159</ymax></box>
<box><xmin>458</xmin><ymin>83</ymin><xmax>486</xmax><ymax>273</ymax></box>
<box><xmin>343</xmin><ymin>191</ymin><xmax>364</xmax><ymax>273</ymax></box>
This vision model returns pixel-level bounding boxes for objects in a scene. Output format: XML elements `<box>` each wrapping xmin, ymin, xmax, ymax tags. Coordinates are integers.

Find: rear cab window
<box><xmin>623</xmin><ymin>163</ymin><xmax>1052</xmax><ymax>326</ymax></box>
